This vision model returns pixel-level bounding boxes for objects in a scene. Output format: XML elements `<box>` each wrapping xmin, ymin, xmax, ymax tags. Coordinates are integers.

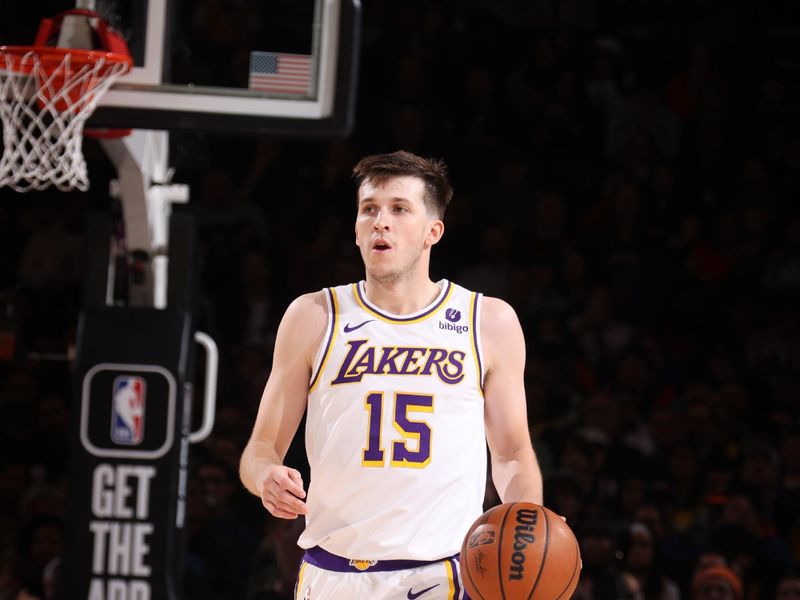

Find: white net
<box><xmin>0</xmin><ymin>49</ymin><xmax>130</xmax><ymax>192</ymax></box>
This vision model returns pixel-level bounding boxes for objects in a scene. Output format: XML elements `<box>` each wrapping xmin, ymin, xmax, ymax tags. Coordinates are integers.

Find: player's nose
<box><xmin>372</xmin><ymin>209</ymin><xmax>389</xmax><ymax>230</ymax></box>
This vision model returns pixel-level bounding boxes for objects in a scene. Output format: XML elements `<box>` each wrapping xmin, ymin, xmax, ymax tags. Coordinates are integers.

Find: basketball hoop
<box><xmin>0</xmin><ymin>45</ymin><xmax>132</xmax><ymax>192</ymax></box>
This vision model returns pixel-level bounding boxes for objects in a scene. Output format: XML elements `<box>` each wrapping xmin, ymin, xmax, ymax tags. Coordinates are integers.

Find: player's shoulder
<box><xmin>280</xmin><ymin>289</ymin><xmax>331</xmax><ymax>333</ymax></box>
<box><xmin>278</xmin><ymin>289</ymin><xmax>335</xmax><ymax>358</ymax></box>
<box><xmin>284</xmin><ymin>289</ymin><xmax>328</xmax><ymax>319</ymax></box>
<box><xmin>478</xmin><ymin>296</ymin><xmax>525</xmax><ymax>368</ymax></box>
<box><xmin>479</xmin><ymin>295</ymin><xmax>520</xmax><ymax>326</ymax></box>
<box><xmin>288</xmin><ymin>289</ymin><xmax>329</xmax><ymax>311</ymax></box>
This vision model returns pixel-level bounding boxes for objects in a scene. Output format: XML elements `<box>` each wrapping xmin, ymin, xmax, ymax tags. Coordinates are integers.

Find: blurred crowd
<box><xmin>1</xmin><ymin>0</ymin><xmax>800</xmax><ymax>599</ymax></box>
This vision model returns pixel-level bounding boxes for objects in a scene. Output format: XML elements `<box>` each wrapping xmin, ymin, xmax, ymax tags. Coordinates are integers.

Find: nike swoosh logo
<box><xmin>408</xmin><ymin>584</ymin><xmax>439</xmax><ymax>599</ymax></box>
<box><xmin>343</xmin><ymin>319</ymin><xmax>374</xmax><ymax>333</ymax></box>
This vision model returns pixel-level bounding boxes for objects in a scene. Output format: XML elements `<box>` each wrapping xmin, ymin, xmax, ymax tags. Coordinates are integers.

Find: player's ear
<box><xmin>426</xmin><ymin>219</ymin><xmax>444</xmax><ymax>247</ymax></box>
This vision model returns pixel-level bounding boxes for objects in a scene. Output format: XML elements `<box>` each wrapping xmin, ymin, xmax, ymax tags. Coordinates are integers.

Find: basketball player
<box><xmin>240</xmin><ymin>151</ymin><xmax>543</xmax><ymax>599</ymax></box>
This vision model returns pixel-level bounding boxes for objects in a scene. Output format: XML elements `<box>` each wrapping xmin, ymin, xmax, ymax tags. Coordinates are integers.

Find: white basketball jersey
<box><xmin>298</xmin><ymin>279</ymin><xmax>487</xmax><ymax>561</ymax></box>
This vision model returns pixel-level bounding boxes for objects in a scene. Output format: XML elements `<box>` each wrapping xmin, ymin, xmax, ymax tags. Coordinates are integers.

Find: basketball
<box><xmin>460</xmin><ymin>502</ymin><xmax>581</xmax><ymax>600</ymax></box>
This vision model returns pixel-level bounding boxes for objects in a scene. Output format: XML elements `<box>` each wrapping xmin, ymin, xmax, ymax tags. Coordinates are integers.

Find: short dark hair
<box><xmin>352</xmin><ymin>150</ymin><xmax>454</xmax><ymax>218</ymax></box>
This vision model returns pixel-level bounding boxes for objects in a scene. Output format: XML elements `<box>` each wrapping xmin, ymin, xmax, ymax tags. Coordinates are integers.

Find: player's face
<box><xmin>355</xmin><ymin>176</ymin><xmax>443</xmax><ymax>284</ymax></box>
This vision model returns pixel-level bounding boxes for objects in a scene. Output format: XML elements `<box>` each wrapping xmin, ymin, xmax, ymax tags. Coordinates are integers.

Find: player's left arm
<box><xmin>481</xmin><ymin>296</ymin><xmax>543</xmax><ymax>505</ymax></box>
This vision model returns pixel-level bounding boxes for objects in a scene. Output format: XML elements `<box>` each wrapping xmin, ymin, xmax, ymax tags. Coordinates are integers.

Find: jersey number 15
<box><xmin>362</xmin><ymin>392</ymin><xmax>433</xmax><ymax>468</ymax></box>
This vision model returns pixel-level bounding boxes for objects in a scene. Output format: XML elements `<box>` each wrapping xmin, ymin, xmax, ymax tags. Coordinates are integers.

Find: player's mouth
<box><xmin>371</xmin><ymin>239</ymin><xmax>392</xmax><ymax>253</ymax></box>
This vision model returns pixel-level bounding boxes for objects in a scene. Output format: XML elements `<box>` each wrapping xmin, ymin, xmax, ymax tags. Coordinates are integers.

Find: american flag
<box><xmin>248</xmin><ymin>51</ymin><xmax>312</xmax><ymax>95</ymax></box>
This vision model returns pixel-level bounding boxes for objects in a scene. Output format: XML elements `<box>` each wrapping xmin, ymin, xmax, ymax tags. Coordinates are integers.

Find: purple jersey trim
<box><xmin>355</xmin><ymin>280</ymin><xmax>452</xmax><ymax>322</ymax></box>
<box><xmin>309</xmin><ymin>287</ymin><xmax>338</xmax><ymax>390</ymax></box>
<box><xmin>303</xmin><ymin>546</ymin><xmax>460</xmax><ymax>573</ymax></box>
<box><xmin>471</xmin><ymin>292</ymin><xmax>484</xmax><ymax>391</ymax></box>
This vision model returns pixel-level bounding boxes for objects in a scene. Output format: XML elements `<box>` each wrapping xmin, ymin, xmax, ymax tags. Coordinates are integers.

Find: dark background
<box><xmin>1</xmin><ymin>1</ymin><xmax>799</xmax><ymax>599</ymax></box>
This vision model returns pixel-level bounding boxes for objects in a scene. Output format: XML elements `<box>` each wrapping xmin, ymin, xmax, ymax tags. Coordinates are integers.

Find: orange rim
<box><xmin>0</xmin><ymin>45</ymin><xmax>132</xmax><ymax>75</ymax></box>
<box><xmin>84</xmin><ymin>128</ymin><xmax>134</xmax><ymax>139</ymax></box>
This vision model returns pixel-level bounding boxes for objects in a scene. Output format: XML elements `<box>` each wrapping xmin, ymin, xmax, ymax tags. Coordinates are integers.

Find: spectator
<box><xmin>13</xmin><ymin>516</ymin><xmax>62</xmax><ymax>600</ymax></box>
<box><xmin>619</xmin><ymin>521</ymin><xmax>682</xmax><ymax>600</ymax></box>
<box><xmin>776</xmin><ymin>576</ymin><xmax>800</xmax><ymax>600</ymax></box>
<box><xmin>574</xmin><ymin>521</ymin><xmax>636</xmax><ymax>600</ymax></box>
<box><xmin>690</xmin><ymin>565</ymin><xmax>742</xmax><ymax>600</ymax></box>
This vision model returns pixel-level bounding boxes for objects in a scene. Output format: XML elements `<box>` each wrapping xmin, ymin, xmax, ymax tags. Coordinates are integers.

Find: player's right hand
<box><xmin>258</xmin><ymin>464</ymin><xmax>307</xmax><ymax>519</ymax></box>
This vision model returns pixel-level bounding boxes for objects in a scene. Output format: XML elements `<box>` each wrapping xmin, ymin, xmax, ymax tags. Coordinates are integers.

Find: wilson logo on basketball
<box><xmin>508</xmin><ymin>508</ymin><xmax>538</xmax><ymax>581</ymax></box>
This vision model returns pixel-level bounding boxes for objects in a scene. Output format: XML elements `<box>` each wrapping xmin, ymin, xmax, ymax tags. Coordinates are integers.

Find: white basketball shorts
<box><xmin>294</xmin><ymin>546</ymin><xmax>472</xmax><ymax>600</ymax></box>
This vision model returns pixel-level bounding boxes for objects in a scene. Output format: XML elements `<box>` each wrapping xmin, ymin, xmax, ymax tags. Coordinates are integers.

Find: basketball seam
<box><xmin>526</xmin><ymin>507</ymin><xmax>549</xmax><ymax>600</ymax></box>
<box><xmin>463</xmin><ymin>561</ymin><xmax>489</xmax><ymax>600</ymax></box>
<box><xmin>462</xmin><ymin>512</ymin><xmax>491</xmax><ymax>600</ymax></box>
<box><xmin>497</xmin><ymin>504</ymin><xmax>513</xmax><ymax>600</ymax></box>
<box><xmin>553</xmin><ymin>531</ymin><xmax>581</xmax><ymax>600</ymax></box>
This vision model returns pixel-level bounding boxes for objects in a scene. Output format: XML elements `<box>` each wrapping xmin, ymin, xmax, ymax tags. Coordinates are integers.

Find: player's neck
<box><xmin>363</xmin><ymin>276</ymin><xmax>442</xmax><ymax>315</ymax></box>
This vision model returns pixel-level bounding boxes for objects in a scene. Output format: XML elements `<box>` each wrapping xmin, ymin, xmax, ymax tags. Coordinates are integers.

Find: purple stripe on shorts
<box><xmin>453</xmin><ymin>555</ymin><xmax>473</xmax><ymax>599</ymax></box>
<box><xmin>303</xmin><ymin>546</ymin><xmax>459</xmax><ymax>573</ymax></box>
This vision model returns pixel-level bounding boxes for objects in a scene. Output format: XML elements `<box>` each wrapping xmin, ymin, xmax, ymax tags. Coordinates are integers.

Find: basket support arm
<box><xmin>100</xmin><ymin>130</ymin><xmax>189</xmax><ymax>308</ymax></box>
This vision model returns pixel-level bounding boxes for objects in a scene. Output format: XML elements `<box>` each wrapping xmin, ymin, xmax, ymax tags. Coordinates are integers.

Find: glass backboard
<box><xmin>0</xmin><ymin>0</ymin><xmax>360</xmax><ymax>137</ymax></box>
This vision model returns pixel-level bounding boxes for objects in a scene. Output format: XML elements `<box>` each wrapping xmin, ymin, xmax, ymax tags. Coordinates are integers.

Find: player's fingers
<box><xmin>273</xmin><ymin>507</ymin><xmax>300</xmax><ymax>519</ymax></box>
<box><xmin>262</xmin><ymin>498</ymin><xmax>298</xmax><ymax>519</ymax></box>
<box><xmin>276</xmin><ymin>488</ymin><xmax>307</xmax><ymax>514</ymax></box>
<box><xmin>285</xmin><ymin>468</ymin><xmax>306</xmax><ymax>498</ymax></box>
<box><xmin>258</xmin><ymin>466</ymin><xmax>306</xmax><ymax>515</ymax></box>
<box><xmin>264</xmin><ymin>478</ymin><xmax>307</xmax><ymax>514</ymax></box>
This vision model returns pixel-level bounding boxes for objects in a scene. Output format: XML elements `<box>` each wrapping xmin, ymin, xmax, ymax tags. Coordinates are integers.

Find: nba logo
<box><xmin>111</xmin><ymin>376</ymin><xmax>146</xmax><ymax>445</ymax></box>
